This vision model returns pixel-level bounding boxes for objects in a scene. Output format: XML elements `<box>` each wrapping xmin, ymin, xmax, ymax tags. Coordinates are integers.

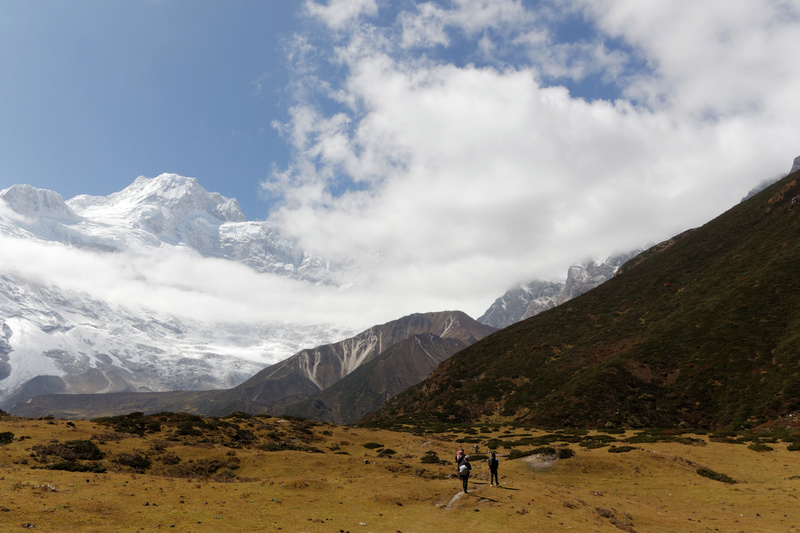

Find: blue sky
<box><xmin>1</xmin><ymin>0</ymin><xmax>298</xmax><ymax>219</ymax></box>
<box><xmin>2</xmin><ymin>0</ymin><xmax>800</xmax><ymax>324</ymax></box>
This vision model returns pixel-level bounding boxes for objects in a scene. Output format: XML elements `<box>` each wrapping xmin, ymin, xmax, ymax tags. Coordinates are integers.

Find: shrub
<box><xmin>420</xmin><ymin>451</ymin><xmax>441</xmax><ymax>464</ymax></box>
<box><xmin>0</xmin><ymin>431</ymin><xmax>14</xmax><ymax>445</ymax></box>
<box><xmin>580</xmin><ymin>440</ymin><xmax>609</xmax><ymax>449</ymax></box>
<box><xmin>35</xmin><ymin>440</ymin><xmax>104</xmax><ymax>461</ymax></box>
<box><xmin>377</xmin><ymin>449</ymin><xmax>397</xmax><ymax>458</ymax></box>
<box><xmin>531</xmin><ymin>446</ymin><xmax>557</xmax><ymax>456</ymax></box>
<box><xmin>176</xmin><ymin>421</ymin><xmax>202</xmax><ymax>437</ymax></box>
<box><xmin>159</xmin><ymin>452</ymin><xmax>181</xmax><ymax>465</ymax></box>
<box><xmin>558</xmin><ymin>448</ymin><xmax>575</xmax><ymax>459</ymax></box>
<box><xmin>485</xmin><ymin>439</ymin><xmax>501</xmax><ymax>450</ymax></box>
<box><xmin>697</xmin><ymin>467</ymin><xmax>736</xmax><ymax>484</ymax></box>
<box><xmin>363</xmin><ymin>442</ymin><xmax>384</xmax><ymax>449</ymax></box>
<box><xmin>232</xmin><ymin>429</ymin><xmax>257</xmax><ymax>445</ymax></box>
<box><xmin>92</xmin><ymin>412</ymin><xmax>161</xmax><ymax>436</ymax></box>
<box><xmin>115</xmin><ymin>452</ymin><xmax>152</xmax><ymax>471</ymax></box>
<box><xmin>46</xmin><ymin>461</ymin><xmax>106</xmax><ymax>473</ymax></box>
<box><xmin>748</xmin><ymin>442</ymin><xmax>774</xmax><ymax>452</ymax></box>
<box><xmin>787</xmin><ymin>442</ymin><xmax>800</xmax><ymax>451</ymax></box>
<box><xmin>608</xmin><ymin>446</ymin><xmax>637</xmax><ymax>453</ymax></box>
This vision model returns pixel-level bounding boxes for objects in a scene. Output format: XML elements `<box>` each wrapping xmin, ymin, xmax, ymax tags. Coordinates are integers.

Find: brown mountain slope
<box><xmin>11</xmin><ymin>311</ymin><xmax>494</xmax><ymax>419</ymax></box>
<box><xmin>365</xmin><ymin>171</ymin><xmax>800</xmax><ymax>430</ymax></box>
<box><xmin>284</xmin><ymin>333</ymin><xmax>470</xmax><ymax>424</ymax></box>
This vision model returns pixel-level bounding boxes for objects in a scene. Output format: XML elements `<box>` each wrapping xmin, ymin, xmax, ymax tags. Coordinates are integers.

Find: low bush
<box><xmin>45</xmin><ymin>461</ymin><xmax>106</xmax><ymax>473</ymax></box>
<box><xmin>92</xmin><ymin>412</ymin><xmax>161</xmax><ymax>436</ymax></box>
<box><xmin>420</xmin><ymin>451</ymin><xmax>442</xmax><ymax>464</ymax></box>
<box><xmin>697</xmin><ymin>467</ymin><xmax>736</xmax><ymax>484</ymax></box>
<box><xmin>507</xmin><ymin>449</ymin><xmax>534</xmax><ymax>459</ymax></box>
<box><xmin>35</xmin><ymin>440</ymin><xmax>104</xmax><ymax>461</ymax></box>
<box><xmin>558</xmin><ymin>448</ymin><xmax>575</xmax><ymax>459</ymax></box>
<box><xmin>748</xmin><ymin>442</ymin><xmax>774</xmax><ymax>452</ymax></box>
<box><xmin>0</xmin><ymin>431</ymin><xmax>14</xmax><ymax>445</ymax></box>
<box><xmin>363</xmin><ymin>442</ymin><xmax>384</xmax><ymax>449</ymax></box>
<box><xmin>608</xmin><ymin>446</ymin><xmax>637</xmax><ymax>453</ymax></box>
<box><xmin>115</xmin><ymin>452</ymin><xmax>152</xmax><ymax>471</ymax></box>
<box><xmin>531</xmin><ymin>446</ymin><xmax>557</xmax><ymax>456</ymax></box>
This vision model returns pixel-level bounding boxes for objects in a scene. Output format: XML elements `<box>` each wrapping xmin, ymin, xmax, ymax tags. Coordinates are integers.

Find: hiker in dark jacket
<box><xmin>457</xmin><ymin>454</ymin><xmax>471</xmax><ymax>493</ymax></box>
<box><xmin>488</xmin><ymin>451</ymin><xmax>499</xmax><ymax>487</ymax></box>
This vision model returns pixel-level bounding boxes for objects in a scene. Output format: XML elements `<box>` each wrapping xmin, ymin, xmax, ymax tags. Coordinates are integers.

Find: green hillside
<box><xmin>366</xmin><ymin>172</ymin><xmax>800</xmax><ymax>429</ymax></box>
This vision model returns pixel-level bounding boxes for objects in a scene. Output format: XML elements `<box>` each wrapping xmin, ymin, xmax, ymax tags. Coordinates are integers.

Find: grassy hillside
<box><xmin>2</xmin><ymin>412</ymin><xmax>800</xmax><ymax>531</ymax></box>
<box><xmin>368</xmin><ymin>172</ymin><xmax>800</xmax><ymax>429</ymax></box>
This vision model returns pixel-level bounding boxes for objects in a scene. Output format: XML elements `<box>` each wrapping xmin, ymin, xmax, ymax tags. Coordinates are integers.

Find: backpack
<box><xmin>488</xmin><ymin>457</ymin><xmax>498</xmax><ymax>469</ymax></box>
<box><xmin>458</xmin><ymin>462</ymin><xmax>469</xmax><ymax>475</ymax></box>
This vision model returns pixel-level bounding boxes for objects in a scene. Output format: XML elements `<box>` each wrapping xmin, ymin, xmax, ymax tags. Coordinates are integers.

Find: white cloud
<box><xmin>0</xmin><ymin>233</ymin><xmax>384</xmax><ymax>328</ymax></box>
<box><xmin>263</xmin><ymin>0</ymin><xmax>800</xmax><ymax>319</ymax></box>
<box><xmin>304</xmin><ymin>0</ymin><xmax>379</xmax><ymax>31</ymax></box>
<box><xmin>578</xmin><ymin>0</ymin><xmax>800</xmax><ymax>116</ymax></box>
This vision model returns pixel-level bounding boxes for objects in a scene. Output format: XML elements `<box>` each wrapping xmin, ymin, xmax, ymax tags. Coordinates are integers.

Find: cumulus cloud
<box><xmin>263</xmin><ymin>0</ymin><xmax>800</xmax><ymax>319</ymax></box>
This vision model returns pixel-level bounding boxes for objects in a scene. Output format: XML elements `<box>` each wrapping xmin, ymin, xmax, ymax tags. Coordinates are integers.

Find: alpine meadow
<box><xmin>3</xmin><ymin>1</ymin><xmax>800</xmax><ymax>531</ymax></box>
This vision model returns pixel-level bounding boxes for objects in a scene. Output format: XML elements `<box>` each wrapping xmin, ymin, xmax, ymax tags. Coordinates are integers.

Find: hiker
<box><xmin>488</xmin><ymin>451</ymin><xmax>499</xmax><ymax>487</ymax></box>
<box><xmin>457</xmin><ymin>453</ymin><xmax>471</xmax><ymax>493</ymax></box>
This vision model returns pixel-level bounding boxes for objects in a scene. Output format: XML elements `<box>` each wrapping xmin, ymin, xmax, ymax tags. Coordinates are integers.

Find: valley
<box><xmin>0</xmin><ymin>412</ymin><xmax>799</xmax><ymax>531</ymax></box>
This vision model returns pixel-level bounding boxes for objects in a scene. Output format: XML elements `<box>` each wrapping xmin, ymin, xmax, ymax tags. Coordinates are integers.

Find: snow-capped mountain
<box><xmin>2</xmin><ymin>175</ymin><xmax>339</xmax><ymax>282</ymax></box>
<box><xmin>478</xmin><ymin>252</ymin><xmax>640</xmax><ymax>329</ymax></box>
<box><xmin>0</xmin><ymin>174</ymin><xmax>358</xmax><ymax>408</ymax></box>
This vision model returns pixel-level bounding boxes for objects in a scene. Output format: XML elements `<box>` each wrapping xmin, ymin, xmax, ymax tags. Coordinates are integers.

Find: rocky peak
<box><xmin>0</xmin><ymin>184</ymin><xmax>79</xmax><ymax>222</ymax></box>
<box><xmin>791</xmin><ymin>155</ymin><xmax>800</xmax><ymax>174</ymax></box>
<box><xmin>69</xmin><ymin>174</ymin><xmax>245</xmax><ymax>227</ymax></box>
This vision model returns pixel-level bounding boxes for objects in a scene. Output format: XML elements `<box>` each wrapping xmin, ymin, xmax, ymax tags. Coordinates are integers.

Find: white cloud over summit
<box><xmin>261</xmin><ymin>0</ymin><xmax>800</xmax><ymax>319</ymax></box>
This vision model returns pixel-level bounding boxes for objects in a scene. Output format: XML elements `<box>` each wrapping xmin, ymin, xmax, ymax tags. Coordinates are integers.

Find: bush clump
<box><xmin>608</xmin><ymin>446</ymin><xmax>637</xmax><ymax>453</ymax></box>
<box><xmin>115</xmin><ymin>452</ymin><xmax>152</xmax><ymax>471</ymax></box>
<box><xmin>748</xmin><ymin>442</ymin><xmax>774</xmax><ymax>452</ymax></box>
<box><xmin>35</xmin><ymin>440</ymin><xmax>104</xmax><ymax>461</ymax></box>
<box><xmin>507</xmin><ymin>449</ymin><xmax>534</xmax><ymax>459</ymax></box>
<box><xmin>558</xmin><ymin>448</ymin><xmax>576</xmax><ymax>459</ymax></box>
<box><xmin>420</xmin><ymin>451</ymin><xmax>442</xmax><ymax>464</ymax></box>
<box><xmin>0</xmin><ymin>431</ymin><xmax>14</xmax><ymax>445</ymax></box>
<box><xmin>697</xmin><ymin>467</ymin><xmax>737</xmax><ymax>484</ymax></box>
<box><xmin>92</xmin><ymin>412</ymin><xmax>161</xmax><ymax>436</ymax></box>
<box><xmin>45</xmin><ymin>461</ymin><xmax>106</xmax><ymax>473</ymax></box>
<box><xmin>363</xmin><ymin>442</ymin><xmax>384</xmax><ymax>449</ymax></box>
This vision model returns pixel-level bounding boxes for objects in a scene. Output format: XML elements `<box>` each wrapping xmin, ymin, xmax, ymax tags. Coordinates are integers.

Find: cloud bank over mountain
<box><xmin>259</xmin><ymin>0</ymin><xmax>800</xmax><ymax>319</ymax></box>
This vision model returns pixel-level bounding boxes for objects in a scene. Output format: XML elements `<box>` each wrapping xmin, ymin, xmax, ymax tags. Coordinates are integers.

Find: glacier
<box><xmin>0</xmin><ymin>174</ymin><xmax>358</xmax><ymax>408</ymax></box>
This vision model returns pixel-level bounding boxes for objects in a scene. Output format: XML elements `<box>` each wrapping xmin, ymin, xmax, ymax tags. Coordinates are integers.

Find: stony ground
<box><xmin>0</xmin><ymin>412</ymin><xmax>799</xmax><ymax>532</ymax></box>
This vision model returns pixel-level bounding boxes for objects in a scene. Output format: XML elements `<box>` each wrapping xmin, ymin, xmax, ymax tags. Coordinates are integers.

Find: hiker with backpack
<box><xmin>488</xmin><ymin>451</ymin><xmax>499</xmax><ymax>487</ymax></box>
<box><xmin>457</xmin><ymin>452</ymin><xmax>471</xmax><ymax>493</ymax></box>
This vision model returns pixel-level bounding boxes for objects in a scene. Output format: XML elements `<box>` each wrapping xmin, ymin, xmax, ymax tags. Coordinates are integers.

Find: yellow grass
<box><xmin>0</xmin><ymin>415</ymin><xmax>799</xmax><ymax>532</ymax></box>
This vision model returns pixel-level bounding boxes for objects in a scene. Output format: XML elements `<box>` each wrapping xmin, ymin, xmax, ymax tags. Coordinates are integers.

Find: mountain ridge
<box><xmin>11</xmin><ymin>310</ymin><xmax>495</xmax><ymax>419</ymax></box>
<box><xmin>366</xmin><ymin>168</ymin><xmax>800</xmax><ymax>429</ymax></box>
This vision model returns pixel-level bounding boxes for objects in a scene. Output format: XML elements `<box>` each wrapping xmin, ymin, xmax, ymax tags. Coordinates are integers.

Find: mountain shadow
<box><xmin>364</xmin><ymin>170</ymin><xmax>800</xmax><ymax>430</ymax></box>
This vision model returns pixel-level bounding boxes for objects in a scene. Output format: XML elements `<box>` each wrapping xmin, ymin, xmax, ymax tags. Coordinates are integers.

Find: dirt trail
<box><xmin>444</xmin><ymin>490</ymin><xmax>465</xmax><ymax>510</ymax></box>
